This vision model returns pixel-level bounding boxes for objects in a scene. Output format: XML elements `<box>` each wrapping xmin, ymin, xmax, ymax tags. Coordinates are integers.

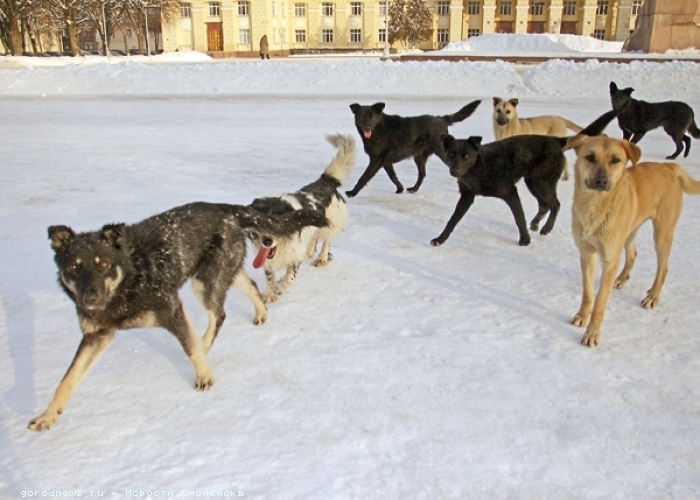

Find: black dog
<box><xmin>346</xmin><ymin>100</ymin><xmax>481</xmax><ymax>197</ymax></box>
<box><xmin>29</xmin><ymin>202</ymin><xmax>326</xmax><ymax>431</ymax></box>
<box><xmin>610</xmin><ymin>81</ymin><xmax>700</xmax><ymax>159</ymax></box>
<box><xmin>431</xmin><ymin>110</ymin><xmax>618</xmax><ymax>247</ymax></box>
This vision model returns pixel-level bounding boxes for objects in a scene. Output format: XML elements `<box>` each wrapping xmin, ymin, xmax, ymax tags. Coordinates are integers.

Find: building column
<box><xmin>514</xmin><ymin>0</ymin><xmax>529</xmax><ymax>33</ymax></box>
<box><xmin>613</xmin><ymin>0</ymin><xmax>633</xmax><ymax>41</ymax></box>
<box><xmin>450</xmin><ymin>1</ymin><xmax>464</xmax><ymax>41</ymax></box>
<box><xmin>580</xmin><ymin>0</ymin><xmax>598</xmax><ymax>37</ymax></box>
<box><xmin>547</xmin><ymin>0</ymin><xmax>563</xmax><ymax>34</ymax></box>
<box><xmin>482</xmin><ymin>0</ymin><xmax>497</xmax><ymax>34</ymax></box>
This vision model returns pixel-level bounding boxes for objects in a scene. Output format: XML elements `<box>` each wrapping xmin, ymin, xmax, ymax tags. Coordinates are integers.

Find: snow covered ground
<box><xmin>1</xmin><ymin>36</ymin><xmax>700</xmax><ymax>499</ymax></box>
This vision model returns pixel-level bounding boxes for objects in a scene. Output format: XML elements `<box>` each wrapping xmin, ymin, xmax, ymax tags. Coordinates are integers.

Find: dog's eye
<box><xmin>68</xmin><ymin>262</ymin><xmax>79</xmax><ymax>272</ymax></box>
<box><xmin>248</xmin><ymin>231</ymin><xmax>259</xmax><ymax>240</ymax></box>
<box><xmin>98</xmin><ymin>260</ymin><xmax>111</xmax><ymax>270</ymax></box>
<box><xmin>585</xmin><ymin>154</ymin><xmax>596</xmax><ymax>163</ymax></box>
<box><xmin>611</xmin><ymin>156</ymin><xmax>621</xmax><ymax>164</ymax></box>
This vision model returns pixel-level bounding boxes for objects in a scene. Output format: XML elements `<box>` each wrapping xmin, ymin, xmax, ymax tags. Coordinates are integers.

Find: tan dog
<box><xmin>566</xmin><ymin>135</ymin><xmax>700</xmax><ymax>346</ymax></box>
<box><xmin>493</xmin><ymin>97</ymin><xmax>583</xmax><ymax>180</ymax></box>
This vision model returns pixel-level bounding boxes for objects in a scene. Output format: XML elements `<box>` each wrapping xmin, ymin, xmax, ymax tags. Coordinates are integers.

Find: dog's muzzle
<box><xmin>586</xmin><ymin>170</ymin><xmax>611</xmax><ymax>192</ymax></box>
<box><xmin>495</xmin><ymin>115</ymin><xmax>509</xmax><ymax>126</ymax></box>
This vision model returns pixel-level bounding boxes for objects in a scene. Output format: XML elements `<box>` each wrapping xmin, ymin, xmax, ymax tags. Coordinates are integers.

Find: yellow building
<box><xmin>161</xmin><ymin>0</ymin><xmax>643</xmax><ymax>55</ymax></box>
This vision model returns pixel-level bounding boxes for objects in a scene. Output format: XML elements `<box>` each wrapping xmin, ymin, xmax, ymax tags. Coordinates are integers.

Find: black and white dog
<box><xmin>29</xmin><ymin>202</ymin><xmax>326</xmax><ymax>431</ymax></box>
<box><xmin>248</xmin><ymin>134</ymin><xmax>356</xmax><ymax>303</ymax></box>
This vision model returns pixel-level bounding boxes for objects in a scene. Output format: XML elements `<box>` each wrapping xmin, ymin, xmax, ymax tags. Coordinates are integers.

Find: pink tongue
<box><xmin>364</xmin><ymin>130</ymin><xmax>372</xmax><ymax>139</ymax></box>
<box><xmin>253</xmin><ymin>247</ymin><xmax>272</xmax><ymax>269</ymax></box>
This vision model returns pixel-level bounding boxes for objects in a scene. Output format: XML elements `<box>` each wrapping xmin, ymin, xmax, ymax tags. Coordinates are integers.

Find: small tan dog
<box><xmin>493</xmin><ymin>97</ymin><xmax>583</xmax><ymax>180</ymax></box>
<box><xmin>566</xmin><ymin>134</ymin><xmax>700</xmax><ymax>347</ymax></box>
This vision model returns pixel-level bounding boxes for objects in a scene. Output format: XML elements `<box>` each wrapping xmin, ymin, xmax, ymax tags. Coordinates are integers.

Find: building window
<box><xmin>468</xmin><ymin>1</ymin><xmax>480</xmax><ymax>15</ymax></box>
<box><xmin>378</xmin><ymin>28</ymin><xmax>386</xmax><ymax>42</ymax></box>
<box><xmin>322</xmin><ymin>29</ymin><xmax>334</xmax><ymax>43</ymax></box>
<box><xmin>282</xmin><ymin>2</ymin><xmax>286</xmax><ymax>16</ymax></box>
<box><xmin>631</xmin><ymin>0</ymin><xmax>642</xmax><ymax>15</ymax></box>
<box><xmin>499</xmin><ymin>1</ymin><xmax>512</xmax><ymax>16</ymax></box>
<box><xmin>437</xmin><ymin>28</ymin><xmax>449</xmax><ymax>43</ymax></box>
<box><xmin>208</xmin><ymin>2</ymin><xmax>220</xmax><ymax>16</ymax></box>
<box><xmin>180</xmin><ymin>3</ymin><xmax>191</xmax><ymax>18</ymax></box>
<box><xmin>529</xmin><ymin>1</ymin><xmax>544</xmax><ymax>16</ymax></box>
<box><xmin>280</xmin><ymin>28</ymin><xmax>287</xmax><ymax>42</ymax></box>
<box><xmin>126</xmin><ymin>28</ymin><xmax>133</xmax><ymax>38</ymax></box>
<box><xmin>239</xmin><ymin>28</ymin><xmax>250</xmax><ymax>43</ymax></box>
<box><xmin>562</xmin><ymin>0</ymin><xmax>576</xmax><ymax>16</ymax></box>
<box><xmin>467</xmin><ymin>28</ymin><xmax>480</xmax><ymax>37</ymax></box>
<box><xmin>378</xmin><ymin>1</ymin><xmax>387</xmax><ymax>16</ymax></box>
<box><xmin>322</xmin><ymin>2</ymin><xmax>333</xmax><ymax>16</ymax></box>
<box><xmin>351</xmin><ymin>2</ymin><xmax>362</xmax><ymax>15</ymax></box>
<box><xmin>596</xmin><ymin>0</ymin><xmax>608</xmax><ymax>15</ymax></box>
<box><xmin>437</xmin><ymin>1</ymin><xmax>449</xmax><ymax>15</ymax></box>
<box><xmin>295</xmin><ymin>3</ymin><xmax>306</xmax><ymax>16</ymax></box>
<box><xmin>592</xmin><ymin>28</ymin><xmax>605</xmax><ymax>39</ymax></box>
<box><xmin>350</xmin><ymin>28</ymin><xmax>362</xmax><ymax>42</ymax></box>
<box><xmin>238</xmin><ymin>1</ymin><xmax>250</xmax><ymax>15</ymax></box>
<box><xmin>295</xmin><ymin>29</ymin><xmax>306</xmax><ymax>42</ymax></box>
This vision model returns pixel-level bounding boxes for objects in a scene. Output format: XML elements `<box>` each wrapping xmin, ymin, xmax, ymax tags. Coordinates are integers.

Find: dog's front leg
<box><xmin>502</xmin><ymin>187</ymin><xmax>531</xmax><ymax>246</ymax></box>
<box><xmin>431</xmin><ymin>190</ymin><xmax>476</xmax><ymax>246</ymax></box>
<box><xmin>262</xmin><ymin>267</ymin><xmax>281</xmax><ymax>303</ymax></box>
<box><xmin>572</xmin><ymin>247</ymin><xmax>597</xmax><ymax>329</ymax></box>
<box><xmin>29</xmin><ymin>330</ymin><xmax>116</xmax><ymax>431</ymax></box>
<box><xmin>346</xmin><ymin>157</ymin><xmax>388</xmax><ymax>198</ymax></box>
<box><xmin>581</xmin><ymin>253</ymin><xmax>621</xmax><ymax>347</ymax></box>
<box><xmin>383</xmin><ymin>163</ymin><xmax>405</xmax><ymax>193</ymax></box>
<box><xmin>163</xmin><ymin>302</ymin><xmax>215</xmax><ymax>390</ymax></box>
<box><xmin>271</xmin><ymin>262</ymin><xmax>301</xmax><ymax>298</ymax></box>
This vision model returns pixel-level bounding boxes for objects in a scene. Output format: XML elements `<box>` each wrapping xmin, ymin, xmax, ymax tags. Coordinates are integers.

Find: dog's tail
<box><xmin>558</xmin><ymin>109</ymin><xmax>618</xmax><ymax>148</ymax></box>
<box><xmin>225</xmin><ymin>205</ymin><xmax>328</xmax><ymax>236</ymax></box>
<box><xmin>673</xmin><ymin>164</ymin><xmax>700</xmax><ymax>195</ymax></box>
<box><xmin>443</xmin><ymin>100</ymin><xmax>481</xmax><ymax>126</ymax></box>
<box><xmin>563</xmin><ymin>119</ymin><xmax>584</xmax><ymax>133</ymax></box>
<box><xmin>323</xmin><ymin>133</ymin><xmax>357</xmax><ymax>186</ymax></box>
<box><xmin>688</xmin><ymin>120</ymin><xmax>700</xmax><ymax>139</ymax></box>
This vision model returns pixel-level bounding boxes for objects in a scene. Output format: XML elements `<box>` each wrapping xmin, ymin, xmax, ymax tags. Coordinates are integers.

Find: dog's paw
<box><xmin>430</xmin><ymin>238</ymin><xmax>443</xmax><ymax>247</ymax></box>
<box><xmin>530</xmin><ymin>222</ymin><xmax>540</xmax><ymax>232</ymax></box>
<box><xmin>641</xmin><ymin>292</ymin><xmax>659</xmax><ymax>309</ymax></box>
<box><xmin>254</xmin><ymin>311</ymin><xmax>268</xmax><ymax>325</ymax></box>
<box><xmin>406</xmin><ymin>187</ymin><xmax>418</xmax><ymax>194</ymax></box>
<box><xmin>614</xmin><ymin>275</ymin><xmax>630</xmax><ymax>289</ymax></box>
<box><xmin>28</xmin><ymin>412</ymin><xmax>59</xmax><ymax>432</ymax></box>
<box><xmin>581</xmin><ymin>328</ymin><xmax>600</xmax><ymax>347</ymax></box>
<box><xmin>571</xmin><ymin>312</ymin><xmax>590</xmax><ymax>327</ymax></box>
<box><xmin>518</xmin><ymin>235</ymin><xmax>531</xmax><ymax>246</ymax></box>
<box><xmin>195</xmin><ymin>373</ymin><xmax>215</xmax><ymax>391</ymax></box>
<box><xmin>345</xmin><ymin>190</ymin><xmax>357</xmax><ymax>199</ymax></box>
<box><xmin>262</xmin><ymin>292</ymin><xmax>279</xmax><ymax>304</ymax></box>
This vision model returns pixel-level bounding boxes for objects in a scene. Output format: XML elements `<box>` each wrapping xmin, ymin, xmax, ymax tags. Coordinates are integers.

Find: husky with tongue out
<box><xmin>248</xmin><ymin>134</ymin><xmax>356</xmax><ymax>303</ymax></box>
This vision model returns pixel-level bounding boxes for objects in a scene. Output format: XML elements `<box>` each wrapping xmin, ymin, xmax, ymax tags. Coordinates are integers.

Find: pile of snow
<box><xmin>442</xmin><ymin>33</ymin><xmax>624</xmax><ymax>54</ymax></box>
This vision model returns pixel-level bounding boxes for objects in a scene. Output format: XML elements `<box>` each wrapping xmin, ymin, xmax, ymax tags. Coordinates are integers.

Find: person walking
<box><xmin>259</xmin><ymin>34</ymin><xmax>270</xmax><ymax>60</ymax></box>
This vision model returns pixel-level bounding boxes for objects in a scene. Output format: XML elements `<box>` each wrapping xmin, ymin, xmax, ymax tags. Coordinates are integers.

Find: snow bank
<box><xmin>441</xmin><ymin>33</ymin><xmax>624</xmax><ymax>54</ymax></box>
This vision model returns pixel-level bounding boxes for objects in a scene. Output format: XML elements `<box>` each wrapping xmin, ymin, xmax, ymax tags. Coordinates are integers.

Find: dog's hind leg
<box><xmin>643</xmin><ymin>210</ymin><xmax>680</xmax><ymax>308</ymax></box>
<box><xmin>431</xmin><ymin>190</ymin><xmax>476</xmax><ymax>247</ymax></box>
<box><xmin>314</xmin><ymin>240</ymin><xmax>333</xmax><ymax>267</ymax></box>
<box><xmin>28</xmin><ymin>330</ymin><xmax>116</xmax><ymax>431</ymax></box>
<box><xmin>630</xmin><ymin>131</ymin><xmax>646</xmax><ymax>144</ymax></box>
<box><xmin>383</xmin><ymin>163</ymin><xmax>405</xmax><ymax>193</ymax></box>
<box><xmin>191</xmin><ymin>278</ymin><xmax>227</xmax><ymax>352</ymax></box>
<box><xmin>407</xmin><ymin>154</ymin><xmax>428</xmax><ymax>193</ymax></box>
<box><xmin>682</xmin><ymin>135</ymin><xmax>691</xmax><ymax>158</ymax></box>
<box><xmin>614</xmin><ymin>229</ymin><xmax>639</xmax><ymax>289</ymax></box>
<box><xmin>232</xmin><ymin>271</ymin><xmax>268</xmax><ymax>325</ymax></box>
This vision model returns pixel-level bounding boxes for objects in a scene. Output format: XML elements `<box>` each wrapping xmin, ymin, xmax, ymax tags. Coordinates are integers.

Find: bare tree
<box><xmin>124</xmin><ymin>0</ymin><xmax>176</xmax><ymax>54</ymax></box>
<box><xmin>82</xmin><ymin>0</ymin><xmax>127</xmax><ymax>55</ymax></box>
<box><xmin>388</xmin><ymin>0</ymin><xmax>433</xmax><ymax>49</ymax></box>
<box><xmin>0</xmin><ymin>0</ymin><xmax>26</xmax><ymax>54</ymax></box>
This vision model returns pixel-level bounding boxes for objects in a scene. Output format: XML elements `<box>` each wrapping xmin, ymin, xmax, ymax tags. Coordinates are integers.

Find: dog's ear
<box><xmin>467</xmin><ymin>136</ymin><xmax>482</xmax><ymax>149</ymax></box>
<box><xmin>620</xmin><ymin>140</ymin><xmax>641</xmax><ymax>166</ymax></box>
<box><xmin>441</xmin><ymin>133</ymin><xmax>455</xmax><ymax>149</ymax></box>
<box><xmin>609</xmin><ymin>81</ymin><xmax>617</xmax><ymax>92</ymax></box>
<box><xmin>48</xmin><ymin>225</ymin><xmax>75</xmax><ymax>251</ymax></box>
<box><xmin>564</xmin><ymin>134</ymin><xmax>589</xmax><ymax>154</ymax></box>
<box><xmin>623</xmin><ymin>87</ymin><xmax>634</xmax><ymax>96</ymax></box>
<box><xmin>101</xmin><ymin>223</ymin><xmax>126</xmax><ymax>249</ymax></box>
<box><xmin>492</xmin><ymin>97</ymin><xmax>502</xmax><ymax>106</ymax></box>
<box><xmin>508</xmin><ymin>98</ymin><xmax>519</xmax><ymax>107</ymax></box>
<box><xmin>371</xmin><ymin>102</ymin><xmax>386</xmax><ymax>114</ymax></box>
<box><xmin>349</xmin><ymin>103</ymin><xmax>360</xmax><ymax>114</ymax></box>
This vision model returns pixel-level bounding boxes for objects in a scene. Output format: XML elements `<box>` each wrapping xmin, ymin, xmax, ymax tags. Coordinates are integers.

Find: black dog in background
<box><xmin>346</xmin><ymin>100</ymin><xmax>481</xmax><ymax>197</ymax></box>
<box><xmin>432</xmin><ymin>110</ymin><xmax>618</xmax><ymax>247</ymax></box>
<box><xmin>610</xmin><ymin>81</ymin><xmax>700</xmax><ymax>159</ymax></box>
